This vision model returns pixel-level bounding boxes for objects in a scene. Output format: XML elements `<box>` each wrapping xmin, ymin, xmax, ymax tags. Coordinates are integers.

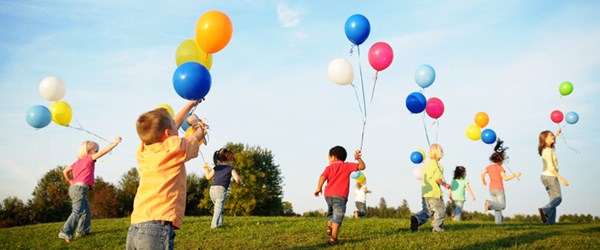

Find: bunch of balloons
<box><xmin>466</xmin><ymin>112</ymin><xmax>497</xmax><ymax>144</ymax></box>
<box><xmin>26</xmin><ymin>76</ymin><xmax>72</xmax><ymax>129</ymax></box>
<box><xmin>405</xmin><ymin>65</ymin><xmax>444</xmax><ymax>120</ymax></box>
<box><xmin>410</xmin><ymin>150</ymin><xmax>425</xmax><ymax>180</ymax></box>
<box><xmin>173</xmin><ymin>10</ymin><xmax>233</xmax><ymax>101</ymax></box>
<box><xmin>550</xmin><ymin>81</ymin><xmax>579</xmax><ymax>126</ymax></box>
<box><xmin>351</xmin><ymin>170</ymin><xmax>366</xmax><ymax>184</ymax></box>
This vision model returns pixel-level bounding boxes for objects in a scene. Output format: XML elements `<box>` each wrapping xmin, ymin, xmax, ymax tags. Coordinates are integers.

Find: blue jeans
<box><xmin>487</xmin><ymin>189</ymin><xmax>506</xmax><ymax>224</ymax></box>
<box><xmin>60</xmin><ymin>185</ymin><xmax>91</xmax><ymax>239</ymax></box>
<box><xmin>126</xmin><ymin>221</ymin><xmax>175</xmax><ymax>250</ymax></box>
<box><xmin>453</xmin><ymin>200</ymin><xmax>464</xmax><ymax>221</ymax></box>
<box><xmin>413</xmin><ymin>197</ymin><xmax>445</xmax><ymax>232</ymax></box>
<box><xmin>541</xmin><ymin>175</ymin><xmax>562</xmax><ymax>224</ymax></box>
<box><xmin>325</xmin><ymin>196</ymin><xmax>347</xmax><ymax>225</ymax></box>
<box><xmin>210</xmin><ymin>185</ymin><xmax>227</xmax><ymax>228</ymax></box>
<box><xmin>355</xmin><ymin>201</ymin><xmax>366</xmax><ymax>217</ymax></box>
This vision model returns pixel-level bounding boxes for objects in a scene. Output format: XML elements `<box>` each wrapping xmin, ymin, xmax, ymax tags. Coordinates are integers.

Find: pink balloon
<box><xmin>368</xmin><ymin>42</ymin><xmax>394</xmax><ymax>71</ymax></box>
<box><xmin>425</xmin><ymin>97</ymin><xmax>445</xmax><ymax>119</ymax></box>
<box><xmin>412</xmin><ymin>167</ymin><xmax>422</xmax><ymax>180</ymax></box>
<box><xmin>550</xmin><ymin>110</ymin><xmax>564</xmax><ymax>124</ymax></box>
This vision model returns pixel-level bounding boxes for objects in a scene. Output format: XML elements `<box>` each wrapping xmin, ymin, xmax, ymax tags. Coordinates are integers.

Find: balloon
<box><xmin>26</xmin><ymin>105</ymin><xmax>52</xmax><ymax>129</ymax></box>
<box><xmin>559</xmin><ymin>81</ymin><xmax>573</xmax><ymax>96</ymax></box>
<box><xmin>39</xmin><ymin>76</ymin><xmax>66</xmax><ymax>101</ymax></box>
<box><xmin>49</xmin><ymin>100</ymin><xmax>72</xmax><ymax>126</ymax></box>
<box><xmin>344</xmin><ymin>14</ymin><xmax>370</xmax><ymax>45</ymax></box>
<box><xmin>417</xmin><ymin>150</ymin><xmax>426</xmax><ymax>160</ymax></box>
<box><xmin>355</xmin><ymin>172</ymin><xmax>366</xmax><ymax>183</ymax></box>
<box><xmin>175</xmin><ymin>39</ymin><xmax>213</xmax><ymax>70</ymax></box>
<box><xmin>350</xmin><ymin>171</ymin><xmax>361</xmax><ymax>179</ymax></box>
<box><xmin>195</xmin><ymin>10</ymin><xmax>233</xmax><ymax>54</ymax></box>
<box><xmin>412</xmin><ymin>167</ymin><xmax>422</xmax><ymax>180</ymax></box>
<box><xmin>156</xmin><ymin>104</ymin><xmax>175</xmax><ymax>117</ymax></box>
<box><xmin>415</xmin><ymin>64</ymin><xmax>436</xmax><ymax>88</ymax></box>
<box><xmin>425</xmin><ymin>97</ymin><xmax>444</xmax><ymax>119</ymax></box>
<box><xmin>466</xmin><ymin>124</ymin><xmax>482</xmax><ymax>140</ymax></box>
<box><xmin>410</xmin><ymin>151</ymin><xmax>424</xmax><ymax>164</ymax></box>
<box><xmin>481</xmin><ymin>128</ymin><xmax>497</xmax><ymax>144</ymax></box>
<box><xmin>368</xmin><ymin>42</ymin><xmax>393</xmax><ymax>71</ymax></box>
<box><xmin>173</xmin><ymin>62</ymin><xmax>212</xmax><ymax>100</ymax></box>
<box><xmin>181</xmin><ymin>113</ymin><xmax>200</xmax><ymax>132</ymax></box>
<box><xmin>328</xmin><ymin>58</ymin><xmax>353</xmax><ymax>85</ymax></box>
<box><xmin>474</xmin><ymin>112</ymin><xmax>489</xmax><ymax>128</ymax></box>
<box><xmin>550</xmin><ymin>110</ymin><xmax>564</xmax><ymax>124</ymax></box>
<box><xmin>565</xmin><ymin>111</ymin><xmax>579</xmax><ymax>125</ymax></box>
<box><xmin>405</xmin><ymin>92</ymin><xmax>427</xmax><ymax>114</ymax></box>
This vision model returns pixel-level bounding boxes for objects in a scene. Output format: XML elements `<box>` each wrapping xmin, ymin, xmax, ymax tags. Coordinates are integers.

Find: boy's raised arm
<box><xmin>174</xmin><ymin>100</ymin><xmax>201</xmax><ymax>129</ymax></box>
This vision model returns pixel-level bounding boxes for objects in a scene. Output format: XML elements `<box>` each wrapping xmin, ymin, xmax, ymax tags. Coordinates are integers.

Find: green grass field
<box><xmin>1</xmin><ymin>216</ymin><xmax>599</xmax><ymax>249</ymax></box>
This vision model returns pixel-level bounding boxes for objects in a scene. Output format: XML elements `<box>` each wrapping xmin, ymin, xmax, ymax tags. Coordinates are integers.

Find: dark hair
<box><xmin>489</xmin><ymin>138</ymin><xmax>508</xmax><ymax>163</ymax></box>
<box><xmin>453</xmin><ymin>166</ymin><xmax>466</xmax><ymax>180</ymax></box>
<box><xmin>538</xmin><ymin>130</ymin><xmax>554</xmax><ymax>156</ymax></box>
<box><xmin>329</xmin><ymin>146</ymin><xmax>347</xmax><ymax>161</ymax></box>
<box><xmin>213</xmin><ymin>147</ymin><xmax>234</xmax><ymax>165</ymax></box>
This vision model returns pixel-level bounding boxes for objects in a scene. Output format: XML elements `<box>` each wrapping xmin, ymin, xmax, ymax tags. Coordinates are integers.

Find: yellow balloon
<box><xmin>49</xmin><ymin>100</ymin><xmax>72</xmax><ymax>126</ymax></box>
<box><xmin>175</xmin><ymin>39</ymin><xmax>213</xmax><ymax>70</ymax></box>
<box><xmin>355</xmin><ymin>172</ymin><xmax>366</xmax><ymax>183</ymax></box>
<box><xmin>466</xmin><ymin>124</ymin><xmax>482</xmax><ymax>140</ymax></box>
<box><xmin>417</xmin><ymin>149</ymin><xmax>426</xmax><ymax>160</ymax></box>
<box><xmin>155</xmin><ymin>104</ymin><xmax>175</xmax><ymax>117</ymax></box>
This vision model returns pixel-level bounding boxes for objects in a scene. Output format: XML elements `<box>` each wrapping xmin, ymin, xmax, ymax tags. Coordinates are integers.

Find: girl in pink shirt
<box><xmin>480</xmin><ymin>139</ymin><xmax>521</xmax><ymax>224</ymax></box>
<box><xmin>58</xmin><ymin>137</ymin><xmax>122</xmax><ymax>243</ymax></box>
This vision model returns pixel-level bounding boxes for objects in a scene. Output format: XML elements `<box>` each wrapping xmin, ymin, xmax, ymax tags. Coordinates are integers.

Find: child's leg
<box><xmin>210</xmin><ymin>186</ymin><xmax>226</xmax><ymax>229</ymax></box>
<box><xmin>60</xmin><ymin>185</ymin><xmax>87</xmax><ymax>240</ymax></box>
<box><xmin>453</xmin><ymin>200</ymin><xmax>464</xmax><ymax>221</ymax></box>
<box><xmin>413</xmin><ymin>198</ymin><xmax>430</xmax><ymax>226</ymax></box>
<box><xmin>126</xmin><ymin>221</ymin><xmax>175</xmax><ymax>250</ymax></box>
<box><xmin>327</xmin><ymin>196</ymin><xmax>347</xmax><ymax>241</ymax></box>
<box><xmin>427</xmin><ymin>198</ymin><xmax>446</xmax><ymax>232</ymax></box>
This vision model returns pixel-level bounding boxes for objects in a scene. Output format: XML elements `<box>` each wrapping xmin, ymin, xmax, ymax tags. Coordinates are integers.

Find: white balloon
<box><xmin>412</xmin><ymin>167</ymin><xmax>423</xmax><ymax>180</ymax></box>
<box><xmin>327</xmin><ymin>58</ymin><xmax>353</xmax><ymax>85</ymax></box>
<box><xmin>39</xmin><ymin>76</ymin><xmax>66</xmax><ymax>101</ymax></box>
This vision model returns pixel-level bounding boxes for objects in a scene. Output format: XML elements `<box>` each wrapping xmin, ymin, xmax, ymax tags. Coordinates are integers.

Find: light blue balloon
<box><xmin>415</xmin><ymin>64</ymin><xmax>436</xmax><ymax>88</ymax></box>
<box><xmin>565</xmin><ymin>111</ymin><xmax>579</xmax><ymax>125</ymax></box>
<box><xmin>26</xmin><ymin>105</ymin><xmax>52</xmax><ymax>129</ymax></box>
<box><xmin>350</xmin><ymin>171</ymin><xmax>361</xmax><ymax>179</ymax></box>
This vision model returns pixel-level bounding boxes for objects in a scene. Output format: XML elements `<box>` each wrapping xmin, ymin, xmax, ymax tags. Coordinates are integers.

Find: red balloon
<box><xmin>550</xmin><ymin>110</ymin><xmax>564</xmax><ymax>124</ymax></box>
<box><xmin>368</xmin><ymin>42</ymin><xmax>393</xmax><ymax>71</ymax></box>
<box><xmin>426</xmin><ymin>97</ymin><xmax>445</xmax><ymax>119</ymax></box>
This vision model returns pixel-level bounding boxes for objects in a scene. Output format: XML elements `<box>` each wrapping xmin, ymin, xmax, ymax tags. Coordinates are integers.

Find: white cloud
<box><xmin>276</xmin><ymin>2</ymin><xmax>302</xmax><ymax>28</ymax></box>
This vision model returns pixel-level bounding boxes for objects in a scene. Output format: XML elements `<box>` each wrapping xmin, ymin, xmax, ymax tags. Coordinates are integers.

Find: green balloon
<box><xmin>559</xmin><ymin>81</ymin><xmax>573</xmax><ymax>96</ymax></box>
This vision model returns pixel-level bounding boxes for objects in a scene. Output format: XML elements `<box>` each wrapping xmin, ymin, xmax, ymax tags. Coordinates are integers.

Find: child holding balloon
<box><xmin>410</xmin><ymin>143</ymin><xmax>451</xmax><ymax>232</ymax></box>
<box><xmin>314</xmin><ymin>146</ymin><xmax>366</xmax><ymax>245</ymax></box>
<box><xmin>481</xmin><ymin>139</ymin><xmax>521</xmax><ymax>224</ymax></box>
<box><xmin>450</xmin><ymin>166</ymin><xmax>475</xmax><ymax>221</ymax></box>
<box><xmin>58</xmin><ymin>136</ymin><xmax>122</xmax><ymax>243</ymax></box>
<box><xmin>126</xmin><ymin>100</ymin><xmax>206</xmax><ymax>250</ymax></box>
<box><xmin>537</xmin><ymin>129</ymin><xmax>569</xmax><ymax>225</ymax></box>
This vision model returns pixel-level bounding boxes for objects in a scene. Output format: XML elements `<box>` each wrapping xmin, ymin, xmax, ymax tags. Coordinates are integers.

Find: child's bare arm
<box><xmin>481</xmin><ymin>169</ymin><xmax>488</xmax><ymax>186</ymax></box>
<box><xmin>549</xmin><ymin>169</ymin><xmax>568</xmax><ymax>186</ymax></box>
<box><xmin>174</xmin><ymin>100</ymin><xmax>201</xmax><ymax>129</ymax></box>
<box><xmin>501</xmin><ymin>171</ymin><xmax>521</xmax><ymax>181</ymax></box>
<box><xmin>203</xmin><ymin>163</ymin><xmax>215</xmax><ymax>180</ymax></box>
<box><xmin>466</xmin><ymin>183</ymin><xmax>475</xmax><ymax>201</ymax></box>
<box><xmin>314</xmin><ymin>176</ymin><xmax>326</xmax><ymax>197</ymax></box>
<box><xmin>63</xmin><ymin>166</ymin><xmax>73</xmax><ymax>182</ymax></box>
<box><xmin>436</xmin><ymin>179</ymin><xmax>451</xmax><ymax>189</ymax></box>
<box><xmin>232</xmin><ymin>169</ymin><xmax>241</xmax><ymax>185</ymax></box>
<box><xmin>354</xmin><ymin>150</ymin><xmax>366</xmax><ymax>171</ymax></box>
<box><xmin>92</xmin><ymin>137</ymin><xmax>122</xmax><ymax>161</ymax></box>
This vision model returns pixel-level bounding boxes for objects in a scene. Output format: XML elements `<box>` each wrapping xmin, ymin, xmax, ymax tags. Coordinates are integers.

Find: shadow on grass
<box><xmin>461</xmin><ymin>231</ymin><xmax>554</xmax><ymax>249</ymax></box>
<box><xmin>578</xmin><ymin>226</ymin><xmax>600</xmax><ymax>234</ymax></box>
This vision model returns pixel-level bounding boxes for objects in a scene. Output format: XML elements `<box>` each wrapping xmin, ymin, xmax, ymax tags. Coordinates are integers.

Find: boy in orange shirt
<box><xmin>126</xmin><ymin>100</ymin><xmax>206</xmax><ymax>250</ymax></box>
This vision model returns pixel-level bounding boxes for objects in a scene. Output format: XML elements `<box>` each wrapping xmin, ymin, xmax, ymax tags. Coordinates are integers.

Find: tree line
<box><xmin>0</xmin><ymin>143</ymin><xmax>288</xmax><ymax>228</ymax></box>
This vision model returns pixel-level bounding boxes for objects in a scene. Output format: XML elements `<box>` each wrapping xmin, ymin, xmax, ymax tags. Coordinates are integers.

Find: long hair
<box><xmin>77</xmin><ymin>141</ymin><xmax>99</xmax><ymax>159</ymax></box>
<box><xmin>538</xmin><ymin>130</ymin><xmax>554</xmax><ymax>156</ymax></box>
<box><xmin>489</xmin><ymin>138</ymin><xmax>508</xmax><ymax>164</ymax></box>
<box><xmin>213</xmin><ymin>147</ymin><xmax>234</xmax><ymax>165</ymax></box>
<box><xmin>453</xmin><ymin>166</ymin><xmax>466</xmax><ymax>180</ymax></box>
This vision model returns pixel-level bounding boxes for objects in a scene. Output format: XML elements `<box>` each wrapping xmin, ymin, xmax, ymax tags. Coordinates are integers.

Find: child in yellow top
<box><xmin>126</xmin><ymin>100</ymin><xmax>206</xmax><ymax>250</ymax></box>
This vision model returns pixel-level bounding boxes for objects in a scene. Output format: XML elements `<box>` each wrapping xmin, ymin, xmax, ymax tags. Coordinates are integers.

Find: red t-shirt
<box><xmin>321</xmin><ymin>160</ymin><xmax>359</xmax><ymax>198</ymax></box>
<box><xmin>486</xmin><ymin>163</ymin><xmax>505</xmax><ymax>191</ymax></box>
<box><xmin>71</xmin><ymin>155</ymin><xmax>96</xmax><ymax>189</ymax></box>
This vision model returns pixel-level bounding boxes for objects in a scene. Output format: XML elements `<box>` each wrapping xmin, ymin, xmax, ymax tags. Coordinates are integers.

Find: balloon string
<box><xmin>369</xmin><ymin>71</ymin><xmax>379</xmax><ymax>105</ymax></box>
<box><xmin>504</xmin><ymin>163</ymin><xmax>520</xmax><ymax>181</ymax></box>
<box><xmin>359</xmin><ymin>120</ymin><xmax>366</xmax><ymax>151</ymax></box>
<box><xmin>434</xmin><ymin>119</ymin><xmax>439</xmax><ymax>142</ymax></box>
<box><xmin>351</xmin><ymin>84</ymin><xmax>365</xmax><ymax>119</ymax></box>
<box><xmin>356</xmin><ymin>45</ymin><xmax>368</xmax><ymax>150</ymax></box>
<box><xmin>422</xmin><ymin>113</ymin><xmax>431</xmax><ymax>148</ymax></box>
<box><xmin>559</xmin><ymin>128</ymin><xmax>580</xmax><ymax>154</ymax></box>
<box><xmin>67</xmin><ymin>119</ymin><xmax>111</xmax><ymax>143</ymax></box>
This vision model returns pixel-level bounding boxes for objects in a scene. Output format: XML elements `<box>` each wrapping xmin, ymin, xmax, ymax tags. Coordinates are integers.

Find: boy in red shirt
<box><xmin>314</xmin><ymin>146</ymin><xmax>366</xmax><ymax>245</ymax></box>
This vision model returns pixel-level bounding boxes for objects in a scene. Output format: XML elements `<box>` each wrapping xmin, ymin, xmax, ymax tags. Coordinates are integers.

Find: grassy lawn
<box><xmin>1</xmin><ymin>216</ymin><xmax>599</xmax><ymax>249</ymax></box>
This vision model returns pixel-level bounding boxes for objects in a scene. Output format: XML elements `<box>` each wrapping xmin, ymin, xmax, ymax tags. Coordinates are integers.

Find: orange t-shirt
<box><xmin>130</xmin><ymin>136</ymin><xmax>199</xmax><ymax>229</ymax></box>
<box><xmin>486</xmin><ymin>163</ymin><xmax>505</xmax><ymax>191</ymax></box>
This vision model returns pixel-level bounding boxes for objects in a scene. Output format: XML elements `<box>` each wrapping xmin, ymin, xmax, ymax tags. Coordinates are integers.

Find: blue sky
<box><xmin>1</xmin><ymin>1</ymin><xmax>599</xmax><ymax>218</ymax></box>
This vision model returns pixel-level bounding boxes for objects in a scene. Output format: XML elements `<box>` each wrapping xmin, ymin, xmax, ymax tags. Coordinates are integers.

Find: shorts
<box><xmin>325</xmin><ymin>196</ymin><xmax>348</xmax><ymax>225</ymax></box>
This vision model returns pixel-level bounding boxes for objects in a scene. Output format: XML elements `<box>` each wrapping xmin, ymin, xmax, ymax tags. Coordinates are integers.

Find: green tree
<box><xmin>397</xmin><ymin>199</ymin><xmax>412</xmax><ymax>219</ymax></box>
<box><xmin>282</xmin><ymin>201</ymin><xmax>294</xmax><ymax>216</ymax></box>
<box><xmin>116</xmin><ymin>167</ymin><xmax>139</xmax><ymax>216</ymax></box>
<box><xmin>186</xmin><ymin>173</ymin><xmax>210</xmax><ymax>216</ymax></box>
<box><xmin>88</xmin><ymin>177</ymin><xmax>120</xmax><ymax>218</ymax></box>
<box><xmin>30</xmin><ymin>166</ymin><xmax>71</xmax><ymax>223</ymax></box>
<box><xmin>0</xmin><ymin>196</ymin><xmax>31</xmax><ymax>228</ymax></box>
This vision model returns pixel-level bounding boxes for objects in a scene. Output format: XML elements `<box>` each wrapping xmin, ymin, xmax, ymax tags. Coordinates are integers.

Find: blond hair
<box><xmin>428</xmin><ymin>143</ymin><xmax>444</xmax><ymax>161</ymax></box>
<box><xmin>78</xmin><ymin>141</ymin><xmax>99</xmax><ymax>159</ymax></box>
<box><xmin>136</xmin><ymin>108</ymin><xmax>173</xmax><ymax>145</ymax></box>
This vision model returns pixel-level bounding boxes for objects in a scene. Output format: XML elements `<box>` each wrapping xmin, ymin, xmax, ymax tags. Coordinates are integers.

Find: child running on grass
<box><xmin>314</xmin><ymin>146</ymin><xmax>366</xmax><ymax>245</ymax></box>
<box><xmin>450</xmin><ymin>166</ymin><xmax>475</xmax><ymax>221</ymax></box>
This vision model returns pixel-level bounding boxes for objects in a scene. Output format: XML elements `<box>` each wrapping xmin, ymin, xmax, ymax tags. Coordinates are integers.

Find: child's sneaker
<box><xmin>410</xmin><ymin>216</ymin><xmax>418</xmax><ymax>232</ymax></box>
<box><xmin>58</xmin><ymin>232</ymin><xmax>71</xmax><ymax>243</ymax></box>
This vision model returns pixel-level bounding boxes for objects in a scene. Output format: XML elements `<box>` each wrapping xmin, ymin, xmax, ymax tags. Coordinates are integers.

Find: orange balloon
<box><xmin>195</xmin><ymin>10</ymin><xmax>233</xmax><ymax>54</ymax></box>
<box><xmin>474</xmin><ymin>112</ymin><xmax>489</xmax><ymax>128</ymax></box>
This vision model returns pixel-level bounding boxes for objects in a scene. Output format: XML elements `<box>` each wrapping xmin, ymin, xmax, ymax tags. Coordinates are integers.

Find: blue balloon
<box><xmin>565</xmin><ymin>111</ymin><xmax>579</xmax><ymax>125</ymax></box>
<box><xmin>415</xmin><ymin>64</ymin><xmax>436</xmax><ymax>88</ymax></box>
<box><xmin>26</xmin><ymin>105</ymin><xmax>52</xmax><ymax>129</ymax></box>
<box><xmin>350</xmin><ymin>171</ymin><xmax>361</xmax><ymax>179</ymax></box>
<box><xmin>173</xmin><ymin>62</ymin><xmax>211</xmax><ymax>100</ymax></box>
<box><xmin>406</xmin><ymin>92</ymin><xmax>427</xmax><ymax>113</ymax></box>
<box><xmin>344</xmin><ymin>14</ymin><xmax>370</xmax><ymax>46</ymax></box>
<box><xmin>481</xmin><ymin>129</ymin><xmax>497</xmax><ymax>144</ymax></box>
<box><xmin>410</xmin><ymin>151</ymin><xmax>424</xmax><ymax>164</ymax></box>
